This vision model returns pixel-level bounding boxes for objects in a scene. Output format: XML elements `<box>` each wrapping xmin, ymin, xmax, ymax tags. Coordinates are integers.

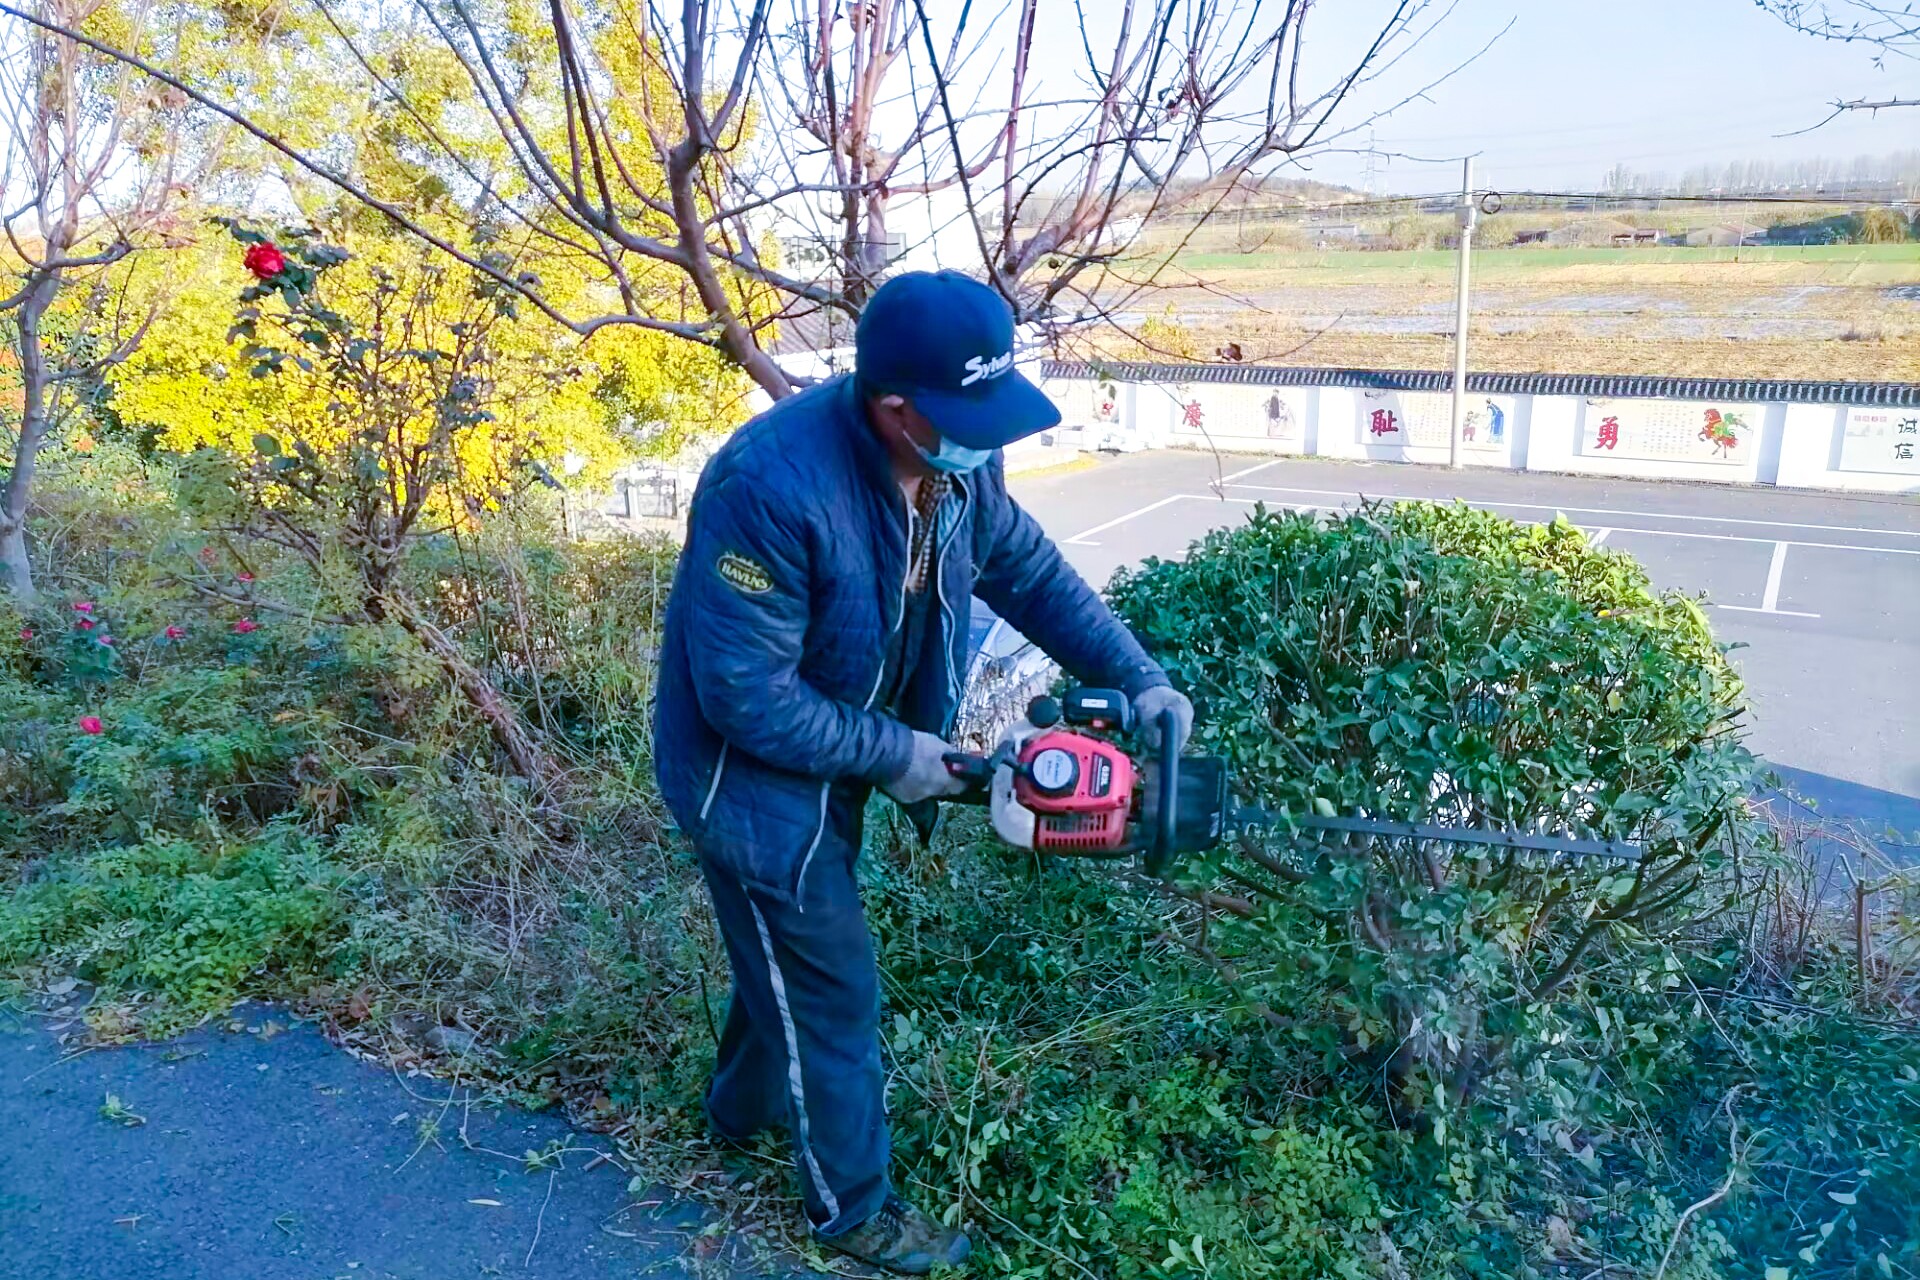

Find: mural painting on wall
<box><xmin>1580</xmin><ymin>400</ymin><xmax>1753</xmax><ymax>464</ymax></box>
<box><xmin>1170</xmin><ymin>385</ymin><xmax>1308</xmax><ymax>449</ymax></box>
<box><xmin>1262</xmin><ymin>390</ymin><xmax>1299</xmax><ymax>440</ymax></box>
<box><xmin>1050</xmin><ymin>376</ymin><xmax>1126</xmax><ymax>429</ymax></box>
<box><xmin>1838</xmin><ymin>407</ymin><xmax>1920</xmax><ymax>475</ymax></box>
<box><xmin>1359</xmin><ymin>392</ymin><xmax>1509</xmax><ymax>452</ymax></box>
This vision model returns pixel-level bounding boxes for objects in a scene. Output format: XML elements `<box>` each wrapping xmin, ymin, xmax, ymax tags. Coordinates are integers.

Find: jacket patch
<box><xmin>717</xmin><ymin>551</ymin><xmax>774</xmax><ymax>595</ymax></box>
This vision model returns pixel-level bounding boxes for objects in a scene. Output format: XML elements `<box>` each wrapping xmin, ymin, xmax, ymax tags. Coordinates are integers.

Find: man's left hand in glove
<box><xmin>1133</xmin><ymin>686</ymin><xmax>1194</xmax><ymax>754</ymax></box>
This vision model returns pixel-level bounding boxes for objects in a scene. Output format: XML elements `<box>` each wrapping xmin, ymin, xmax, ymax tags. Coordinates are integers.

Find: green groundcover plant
<box><xmin>1</xmin><ymin>471</ymin><xmax>1915</xmax><ymax>1279</ymax></box>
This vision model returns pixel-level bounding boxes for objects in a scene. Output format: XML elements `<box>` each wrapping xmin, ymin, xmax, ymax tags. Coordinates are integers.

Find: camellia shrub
<box><xmin>1106</xmin><ymin>502</ymin><xmax>1758</xmax><ymax>1126</ymax></box>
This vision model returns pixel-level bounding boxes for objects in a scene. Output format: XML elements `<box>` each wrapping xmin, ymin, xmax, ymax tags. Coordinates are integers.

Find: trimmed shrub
<box><xmin>1106</xmin><ymin>503</ymin><xmax>1756</xmax><ymax>1120</ymax></box>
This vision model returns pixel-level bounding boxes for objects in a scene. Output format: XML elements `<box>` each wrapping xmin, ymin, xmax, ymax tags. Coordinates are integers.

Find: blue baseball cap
<box><xmin>854</xmin><ymin>270</ymin><xmax>1061</xmax><ymax>450</ymax></box>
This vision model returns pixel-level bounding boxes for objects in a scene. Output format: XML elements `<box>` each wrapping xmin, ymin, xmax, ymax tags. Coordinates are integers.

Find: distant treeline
<box><xmin>1601</xmin><ymin>150</ymin><xmax>1920</xmax><ymax>199</ymax></box>
<box><xmin>1133</xmin><ymin>200</ymin><xmax>1918</xmax><ymax>256</ymax></box>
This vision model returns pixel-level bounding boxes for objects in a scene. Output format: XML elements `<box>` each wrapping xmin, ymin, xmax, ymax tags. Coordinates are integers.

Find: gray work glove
<box><xmin>1133</xmin><ymin>686</ymin><xmax>1194</xmax><ymax>754</ymax></box>
<box><xmin>883</xmin><ymin>730</ymin><xmax>971</xmax><ymax>804</ymax></box>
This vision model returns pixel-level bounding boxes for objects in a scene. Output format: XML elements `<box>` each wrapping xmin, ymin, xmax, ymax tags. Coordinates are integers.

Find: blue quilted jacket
<box><xmin>653</xmin><ymin>375</ymin><xmax>1169</xmax><ymax>901</ymax></box>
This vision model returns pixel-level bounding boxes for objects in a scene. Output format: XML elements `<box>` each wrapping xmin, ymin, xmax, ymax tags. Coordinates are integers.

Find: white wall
<box><xmin>1526</xmin><ymin>397</ymin><xmax>1769</xmax><ymax>485</ymax></box>
<box><xmin>1162</xmin><ymin>384</ymin><xmax>1311</xmax><ymax>456</ymax></box>
<box><xmin>1348</xmin><ymin>389</ymin><xmax>1521</xmax><ymax>469</ymax></box>
<box><xmin>1776</xmin><ymin>404</ymin><xmax>1920</xmax><ymax>494</ymax></box>
<box><xmin>1039</xmin><ymin>372</ymin><xmax>1919</xmax><ymax>495</ymax></box>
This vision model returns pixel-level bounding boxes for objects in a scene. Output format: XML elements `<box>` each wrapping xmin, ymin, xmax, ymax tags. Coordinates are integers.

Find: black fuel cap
<box><xmin>1026</xmin><ymin>696</ymin><xmax>1062</xmax><ymax>728</ymax></box>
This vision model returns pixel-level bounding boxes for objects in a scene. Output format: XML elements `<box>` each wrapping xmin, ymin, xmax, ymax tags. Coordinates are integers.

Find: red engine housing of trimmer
<box><xmin>1012</xmin><ymin>729</ymin><xmax>1137</xmax><ymax>853</ymax></box>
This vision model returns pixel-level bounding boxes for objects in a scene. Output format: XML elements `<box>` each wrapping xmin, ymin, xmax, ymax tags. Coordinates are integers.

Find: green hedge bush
<box><xmin>1106</xmin><ymin>501</ymin><xmax>1759</xmax><ymax>1181</ymax></box>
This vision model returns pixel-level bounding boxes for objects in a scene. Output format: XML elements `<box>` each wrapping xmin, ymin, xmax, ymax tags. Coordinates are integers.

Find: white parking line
<box><xmin>1763</xmin><ymin>541</ymin><xmax>1790</xmax><ymax>611</ymax></box>
<box><xmin>1219</xmin><ymin>458</ymin><xmax>1288</xmax><ymax>483</ymax></box>
<box><xmin>1588</xmin><ymin>528</ymin><xmax>1613</xmax><ymax>547</ymax></box>
<box><xmin>1717</xmin><ymin>541</ymin><xmax>1822</xmax><ymax>619</ymax></box>
<box><xmin>1226</xmin><ymin>483</ymin><xmax>1920</xmax><ymax>543</ymax></box>
<box><xmin>1064</xmin><ymin>494</ymin><xmax>1190</xmax><ymax>545</ymax></box>
<box><xmin>1598</xmin><ymin>525</ymin><xmax>1920</xmax><ymax>555</ymax></box>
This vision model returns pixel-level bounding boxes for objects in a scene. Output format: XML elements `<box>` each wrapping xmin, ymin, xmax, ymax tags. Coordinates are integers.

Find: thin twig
<box><xmin>1651</xmin><ymin>1088</ymin><xmax>1747</xmax><ymax>1280</ymax></box>
<box><xmin>526</xmin><ymin>1168</ymin><xmax>557</xmax><ymax>1266</ymax></box>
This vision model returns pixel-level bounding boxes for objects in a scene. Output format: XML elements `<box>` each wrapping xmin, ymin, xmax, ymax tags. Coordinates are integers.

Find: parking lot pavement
<box><xmin>1010</xmin><ymin>451</ymin><xmax>1920</xmax><ymax>839</ymax></box>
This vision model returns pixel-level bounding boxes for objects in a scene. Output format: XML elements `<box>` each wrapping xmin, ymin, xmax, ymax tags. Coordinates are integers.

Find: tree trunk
<box><xmin>666</xmin><ymin>142</ymin><xmax>794</xmax><ymax>402</ymax></box>
<box><xmin>385</xmin><ymin>590</ymin><xmax>559</xmax><ymax>791</ymax></box>
<box><xmin>0</xmin><ymin>521</ymin><xmax>31</xmax><ymax>601</ymax></box>
<box><xmin>1</xmin><ymin>261</ymin><xmax>64</xmax><ymax>604</ymax></box>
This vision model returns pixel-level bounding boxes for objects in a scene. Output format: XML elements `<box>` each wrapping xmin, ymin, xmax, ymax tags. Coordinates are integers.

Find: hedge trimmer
<box><xmin>943</xmin><ymin>688</ymin><xmax>1641</xmax><ymax>875</ymax></box>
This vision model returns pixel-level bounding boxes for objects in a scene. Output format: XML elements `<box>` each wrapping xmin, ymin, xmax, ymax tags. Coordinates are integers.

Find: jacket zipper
<box><xmin>935</xmin><ymin>482</ymin><xmax>972</xmax><ymax>735</ymax></box>
<box><xmin>795</xmin><ymin>489</ymin><xmax>910</xmax><ymax>905</ymax></box>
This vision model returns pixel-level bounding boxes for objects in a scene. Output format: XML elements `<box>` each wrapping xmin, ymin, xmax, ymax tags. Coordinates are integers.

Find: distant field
<box><xmin>1091</xmin><ymin>242</ymin><xmax>1920</xmax><ymax>382</ymax></box>
<box><xmin>1173</xmin><ymin>243</ymin><xmax>1920</xmax><ymax>278</ymax></box>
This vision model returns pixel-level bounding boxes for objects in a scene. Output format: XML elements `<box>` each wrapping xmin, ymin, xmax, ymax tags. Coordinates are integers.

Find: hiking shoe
<box><xmin>820</xmin><ymin>1194</ymin><xmax>971</xmax><ymax>1275</ymax></box>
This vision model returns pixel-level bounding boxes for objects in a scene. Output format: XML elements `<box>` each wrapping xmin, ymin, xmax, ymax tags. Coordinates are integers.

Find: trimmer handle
<box><xmin>942</xmin><ymin>749</ymin><xmax>999</xmax><ymax>805</ymax></box>
<box><xmin>1144</xmin><ymin>708</ymin><xmax>1179</xmax><ymax>877</ymax></box>
<box><xmin>943</xmin><ymin>750</ymin><xmax>992</xmax><ymax>785</ymax></box>
<box><xmin>1135</xmin><ymin>704</ymin><xmax>1228</xmax><ymax>878</ymax></box>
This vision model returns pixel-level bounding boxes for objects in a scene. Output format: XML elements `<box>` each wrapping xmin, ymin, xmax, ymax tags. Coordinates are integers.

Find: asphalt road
<box><xmin>1012</xmin><ymin>451</ymin><xmax>1920</xmax><ymax>840</ymax></box>
<box><xmin>0</xmin><ymin>1002</ymin><xmax>741</xmax><ymax>1280</ymax></box>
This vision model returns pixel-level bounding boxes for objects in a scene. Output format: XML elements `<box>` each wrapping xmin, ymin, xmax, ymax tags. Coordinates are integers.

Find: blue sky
<box><xmin>1305</xmin><ymin>0</ymin><xmax>1917</xmax><ymax>192</ymax></box>
<box><xmin>1027</xmin><ymin>0</ymin><xmax>1919</xmax><ymax>195</ymax></box>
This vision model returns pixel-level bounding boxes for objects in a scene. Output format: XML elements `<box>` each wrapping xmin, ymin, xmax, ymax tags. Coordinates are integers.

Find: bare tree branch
<box><xmin>1759</xmin><ymin>0</ymin><xmax>1920</xmax><ymax>58</ymax></box>
<box><xmin>2</xmin><ymin>0</ymin><xmax>1453</xmax><ymax>406</ymax></box>
<box><xmin>1778</xmin><ymin>94</ymin><xmax>1920</xmax><ymax>135</ymax></box>
<box><xmin>0</xmin><ymin>0</ymin><xmax>719</xmax><ymax>344</ymax></box>
<box><xmin>1763</xmin><ymin>0</ymin><xmax>1920</xmax><ymax>128</ymax></box>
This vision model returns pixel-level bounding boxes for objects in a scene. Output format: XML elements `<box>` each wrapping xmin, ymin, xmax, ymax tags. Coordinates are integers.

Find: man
<box><xmin>653</xmin><ymin>271</ymin><xmax>1192</xmax><ymax>1274</ymax></box>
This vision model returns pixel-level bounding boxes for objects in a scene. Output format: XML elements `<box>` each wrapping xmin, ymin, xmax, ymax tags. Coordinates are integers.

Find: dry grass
<box><xmin>1085</xmin><ymin>248</ymin><xmax>1920</xmax><ymax>380</ymax></box>
<box><xmin>1081</xmin><ymin>319</ymin><xmax>1920</xmax><ymax>381</ymax></box>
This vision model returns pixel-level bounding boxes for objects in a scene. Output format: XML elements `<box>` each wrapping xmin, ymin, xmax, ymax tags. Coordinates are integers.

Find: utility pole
<box><xmin>1448</xmin><ymin>156</ymin><xmax>1477</xmax><ymax>470</ymax></box>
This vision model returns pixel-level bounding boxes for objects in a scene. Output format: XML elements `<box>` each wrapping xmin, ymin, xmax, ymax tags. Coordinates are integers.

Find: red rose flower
<box><xmin>233</xmin><ymin>618</ymin><xmax>259</xmax><ymax>634</ymax></box>
<box><xmin>165</xmin><ymin>625</ymin><xmax>186</xmax><ymax>640</ymax></box>
<box><xmin>18</xmin><ymin>627</ymin><xmax>31</xmax><ymax>641</ymax></box>
<box><xmin>97</xmin><ymin>636</ymin><xmax>113</xmax><ymax>647</ymax></box>
<box><xmin>244</xmin><ymin>242</ymin><xmax>288</xmax><ymax>279</ymax></box>
<box><xmin>72</xmin><ymin>601</ymin><xmax>92</xmax><ymax>614</ymax></box>
<box><xmin>236</xmin><ymin>571</ymin><xmax>255</xmax><ymax>583</ymax></box>
<box><xmin>78</xmin><ymin>716</ymin><xmax>103</xmax><ymax>735</ymax></box>
<box><xmin>76</xmin><ymin>618</ymin><xmax>95</xmax><ymax>631</ymax></box>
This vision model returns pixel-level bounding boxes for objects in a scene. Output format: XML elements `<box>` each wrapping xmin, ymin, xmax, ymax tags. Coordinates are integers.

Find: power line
<box><xmin>1193</xmin><ymin>188</ymin><xmax>1914</xmax><ymax>222</ymax></box>
<box><xmin>1504</xmin><ymin>188</ymin><xmax>1916</xmax><ymax>206</ymax></box>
